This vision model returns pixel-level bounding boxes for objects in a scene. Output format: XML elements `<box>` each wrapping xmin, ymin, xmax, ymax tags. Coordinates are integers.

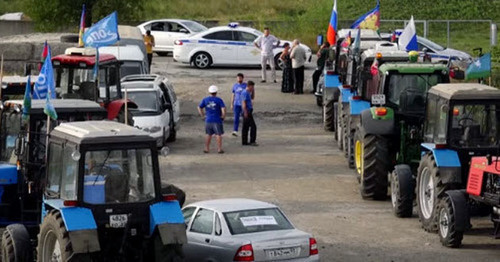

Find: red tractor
<box><xmin>438</xmin><ymin>156</ymin><xmax>500</xmax><ymax>248</ymax></box>
<box><xmin>52</xmin><ymin>47</ymin><xmax>136</xmax><ymax>124</ymax></box>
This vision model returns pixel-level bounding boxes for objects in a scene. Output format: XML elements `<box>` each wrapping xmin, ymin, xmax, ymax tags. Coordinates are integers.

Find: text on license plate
<box><xmin>109</xmin><ymin>214</ymin><xmax>128</xmax><ymax>228</ymax></box>
<box><xmin>267</xmin><ymin>247</ymin><xmax>299</xmax><ymax>258</ymax></box>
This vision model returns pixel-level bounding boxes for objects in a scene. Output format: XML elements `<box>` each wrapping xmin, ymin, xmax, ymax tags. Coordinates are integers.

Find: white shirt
<box><xmin>290</xmin><ymin>46</ymin><xmax>306</xmax><ymax>68</ymax></box>
<box><xmin>254</xmin><ymin>34</ymin><xmax>279</xmax><ymax>56</ymax></box>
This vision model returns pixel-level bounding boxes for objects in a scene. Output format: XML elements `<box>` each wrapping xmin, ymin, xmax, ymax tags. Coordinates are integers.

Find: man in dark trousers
<box><xmin>241</xmin><ymin>81</ymin><xmax>258</xmax><ymax>146</ymax></box>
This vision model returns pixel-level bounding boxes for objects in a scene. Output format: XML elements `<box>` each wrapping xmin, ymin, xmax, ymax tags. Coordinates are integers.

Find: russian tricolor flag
<box><xmin>327</xmin><ymin>0</ymin><xmax>337</xmax><ymax>45</ymax></box>
<box><xmin>398</xmin><ymin>16</ymin><xmax>418</xmax><ymax>51</ymax></box>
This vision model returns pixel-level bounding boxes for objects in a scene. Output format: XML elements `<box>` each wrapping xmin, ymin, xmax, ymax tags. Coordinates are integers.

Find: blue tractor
<box><xmin>0</xmin><ymin>99</ymin><xmax>186</xmax><ymax>261</ymax></box>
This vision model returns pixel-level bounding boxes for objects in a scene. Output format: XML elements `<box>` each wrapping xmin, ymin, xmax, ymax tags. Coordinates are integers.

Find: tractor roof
<box><xmin>4</xmin><ymin>99</ymin><xmax>105</xmax><ymax>115</ymax></box>
<box><xmin>379</xmin><ymin>63</ymin><xmax>449</xmax><ymax>74</ymax></box>
<box><xmin>429</xmin><ymin>84</ymin><xmax>500</xmax><ymax>100</ymax></box>
<box><xmin>51</xmin><ymin>121</ymin><xmax>155</xmax><ymax>145</ymax></box>
<box><xmin>361</xmin><ymin>49</ymin><xmax>409</xmax><ymax>62</ymax></box>
<box><xmin>52</xmin><ymin>53</ymin><xmax>117</xmax><ymax>67</ymax></box>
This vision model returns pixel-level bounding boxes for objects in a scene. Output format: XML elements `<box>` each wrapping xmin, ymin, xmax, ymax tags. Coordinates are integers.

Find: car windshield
<box><xmin>83</xmin><ymin>148</ymin><xmax>156</xmax><ymax>204</ymax></box>
<box><xmin>182</xmin><ymin>21</ymin><xmax>208</xmax><ymax>33</ymax></box>
<box><xmin>0</xmin><ymin>112</ymin><xmax>20</xmax><ymax>164</ymax></box>
<box><xmin>386</xmin><ymin>73</ymin><xmax>446</xmax><ymax>106</ymax></box>
<box><xmin>122</xmin><ymin>90</ymin><xmax>159</xmax><ymax>111</ymax></box>
<box><xmin>450</xmin><ymin>103</ymin><xmax>500</xmax><ymax>148</ymax></box>
<box><xmin>223</xmin><ymin>208</ymin><xmax>294</xmax><ymax>235</ymax></box>
<box><xmin>120</xmin><ymin>61</ymin><xmax>143</xmax><ymax>77</ymax></box>
<box><xmin>418</xmin><ymin>37</ymin><xmax>445</xmax><ymax>51</ymax></box>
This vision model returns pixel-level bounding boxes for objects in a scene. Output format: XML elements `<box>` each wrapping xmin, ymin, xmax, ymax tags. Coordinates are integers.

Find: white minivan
<box><xmin>121</xmin><ymin>74</ymin><xmax>180</xmax><ymax>147</ymax></box>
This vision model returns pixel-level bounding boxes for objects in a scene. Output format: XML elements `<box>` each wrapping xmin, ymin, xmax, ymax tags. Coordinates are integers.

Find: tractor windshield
<box><xmin>0</xmin><ymin>112</ymin><xmax>21</xmax><ymax>164</ymax></box>
<box><xmin>386</xmin><ymin>73</ymin><xmax>446</xmax><ymax>107</ymax></box>
<box><xmin>83</xmin><ymin>148</ymin><xmax>156</xmax><ymax>204</ymax></box>
<box><xmin>54</xmin><ymin>66</ymin><xmax>119</xmax><ymax>101</ymax></box>
<box><xmin>449</xmin><ymin>103</ymin><xmax>500</xmax><ymax>148</ymax></box>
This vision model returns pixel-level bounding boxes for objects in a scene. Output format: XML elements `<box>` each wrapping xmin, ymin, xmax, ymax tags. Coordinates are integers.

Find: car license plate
<box><xmin>371</xmin><ymin>94</ymin><xmax>386</xmax><ymax>105</ymax></box>
<box><xmin>109</xmin><ymin>214</ymin><xmax>128</xmax><ymax>228</ymax></box>
<box><xmin>267</xmin><ymin>247</ymin><xmax>299</xmax><ymax>258</ymax></box>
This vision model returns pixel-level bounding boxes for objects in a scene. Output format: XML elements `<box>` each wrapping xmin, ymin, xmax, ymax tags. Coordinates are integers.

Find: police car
<box><xmin>173</xmin><ymin>23</ymin><xmax>312</xmax><ymax>69</ymax></box>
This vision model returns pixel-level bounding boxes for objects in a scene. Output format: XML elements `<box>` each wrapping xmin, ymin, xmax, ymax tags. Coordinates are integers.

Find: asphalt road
<box><xmin>154</xmin><ymin>54</ymin><xmax>500</xmax><ymax>262</ymax></box>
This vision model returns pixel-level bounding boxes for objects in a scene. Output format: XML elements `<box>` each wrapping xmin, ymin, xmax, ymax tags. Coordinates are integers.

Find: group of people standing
<box><xmin>279</xmin><ymin>40</ymin><xmax>307</xmax><ymax>94</ymax></box>
<box><xmin>197</xmin><ymin>73</ymin><xmax>258</xmax><ymax>154</ymax></box>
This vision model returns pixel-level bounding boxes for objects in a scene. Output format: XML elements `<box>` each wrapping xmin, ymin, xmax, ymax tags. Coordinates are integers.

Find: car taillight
<box><xmin>375</xmin><ymin>107</ymin><xmax>388</xmax><ymax>116</ymax></box>
<box><xmin>309</xmin><ymin>238</ymin><xmax>318</xmax><ymax>255</ymax></box>
<box><xmin>174</xmin><ymin>40</ymin><xmax>183</xmax><ymax>46</ymax></box>
<box><xmin>234</xmin><ymin>244</ymin><xmax>254</xmax><ymax>261</ymax></box>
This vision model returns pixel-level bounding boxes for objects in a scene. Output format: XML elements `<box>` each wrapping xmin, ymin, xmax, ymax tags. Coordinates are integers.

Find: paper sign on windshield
<box><xmin>240</xmin><ymin>216</ymin><xmax>278</xmax><ymax>227</ymax></box>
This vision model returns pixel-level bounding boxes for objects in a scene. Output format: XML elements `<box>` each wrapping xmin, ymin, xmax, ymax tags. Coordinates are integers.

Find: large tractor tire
<box><xmin>333</xmin><ymin>102</ymin><xmax>339</xmax><ymax>141</ymax></box>
<box><xmin>438</xmin><ymin>195</ymin><xmax>465</xmax><ymax>248</ymax></box>
<box><xmin>416</xmin><ymin>153</ymin><xmax>455</xmax><ymax>233</ymax></box>
<box><xmin>353</xmin><ymin>130</ymin><xmax>363</xmax><ymax>182</ymax></box>
<box><xmin>391</xmin><ymin>165</ymin><xmax>414</xmax><ymax>218</ymax></box>
<box><xmin>346</xmin><ymin>129</ymin><xmax>355</xmax><ymax>169</ymax></box>
<box><xmin>322</xmin><ymin>100</ymin><xmax>335</xmax><ymax>132</ymax></box>
<box><xmin>153</xmin><ymin>236</ymin><xmax>184</xmax><ymax>262</ymax></box>
<box><xmin>359</xmin><ymin>135</ymin><xmax>389</xmax><ymax>200</ymax></box>
<box><xmin>336</xmin><ymin>102</ymin><xmax>344</xmax><ymax>150</ymax></box>
<box><xmin>316</xmin><ymin>96</ymin><xmax>322</xmax><ymax>107</ymax></box>
<box><xmin>1</xmin><ymin>224</ymin><xmax>32</xmax><ymax>262</ymax></box>
<box><xmin>37</xmin><ymin>210</ymin><xmax>91</xmax><ymax>262</ymax></box>
<box><xmin>117</xmin><ymin>108</ymin><xmax>135</xmax><ymax>126</ymax></box>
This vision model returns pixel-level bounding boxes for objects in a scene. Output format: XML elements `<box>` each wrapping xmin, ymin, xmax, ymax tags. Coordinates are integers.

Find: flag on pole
<box><xmin>38</xmin><ymin>41</ymin><xmax>48</xmax><ymax>71</ymax></box>
<box><xmin>351</xmin><ymin>0</ymin><xmax>380</xmax><ymax>30</ymax></box>
<box><xmin>83</xmin><ymin>11</ymin><xmax>120</xmax><ymax>48</ymax></box>
<box><xmin>465</xmin><ymin>53</ymin><xmax>491</xmax><ymax>80</ymax></box>
<box><xmin>398</xmin><ymin>16</ymin><xmax>418</xmax><ymax>51</ymax></box>
<box><xmin>78</xmin><ymin>4</ymin><xmax>86</xmax><ymax>47</ymax></box>
<box><xmin>44</xmin><ymin>91</ymin><xmax>58</xmax><ymax>120</ymax></box>
<box><xmin>326</xmin><ymin>0</ymin><xmax>338</xmax><ymax>45</ymax></box>
<box><xmin>340</xmin><ymin>31</ymin><xmax>351</xmax><ymax>52</ymax></box>
<box><xmin>22</xmin><ymin>76</ymin><xmax>32</xmax><ymax>121</ymax></box>
<box><xmin>34</xmin><ymin>46</ymin><xmax>55</xmax><ymax>99</ymax></box>
<box><xmin>93</xmin><ymin>48</ymin><xmax>99</xmax><ymax>79</ymax></box>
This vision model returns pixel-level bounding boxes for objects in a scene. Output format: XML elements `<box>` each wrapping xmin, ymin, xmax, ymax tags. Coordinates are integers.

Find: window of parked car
<box><xmin>190</xmin><ymin>208</ymin><xmax>214</xmax><ymax>234</ymax></box>
<box><xmin>182</xmin><ymin>207</ymin><xmax>197</xmax><ymax>226</ymax></box>
<box><xmin>203</xmin><ymin>31</ymin><xmax>234</xmax><ymax>41</ymax></box>
<box><xmin>236</xmin><ymin>31</ymin><xmax>258</xmax><ymax>42</ymax></box>
<box><xmin>167</xmin><ymin>22</ymin><xmax>187</xmax><ymax>33</ymax></box>
<box><xmin>417</xmin><ymin>37</ymin><xmax>444</xmax><ymax>52</ymax></box>
<box><xmin>150</xmin><ymin>22</ymin><xmax>167</xmax><ymax>32</ymax></box>
<box><xmin>223</xmin><ymin>208</ymin><xmax>294</xmax><ymax>235</ymax></box>
<box><xmin>182</xmin><ymin>21</ymin><xmax>207</xmax><ymax>33</ymax></box>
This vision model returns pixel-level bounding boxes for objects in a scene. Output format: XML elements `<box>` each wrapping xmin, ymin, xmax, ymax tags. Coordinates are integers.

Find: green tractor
<box><xmin>353</xmin><ymin>62</ymin><xmax>450</xmax><ymax>201</ymax></box>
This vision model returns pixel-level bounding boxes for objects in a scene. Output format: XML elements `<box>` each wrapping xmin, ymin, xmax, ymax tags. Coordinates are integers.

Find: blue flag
<box><xmin>83</xmin><ymin>11</ymin><xmax>120</xmax><ymax>47</ymax></box>
<box><xmin>44</xmin><ymin>91</ymin><xmax>58</xmax><ymax>120</ymax></box>
<box><xmin>22</xmin><ymin>75</ymin><xmax>32</xmax><ymax>121</ymax></box>
<box><xmin>33</xmin><ymin>46</ymin><xmax>55</xmax><ymax>99</ymax></box>
<box><xmin>466</xmin><ymin>53</ymin><xmax>491</xmax><ymax>80</ymax></box>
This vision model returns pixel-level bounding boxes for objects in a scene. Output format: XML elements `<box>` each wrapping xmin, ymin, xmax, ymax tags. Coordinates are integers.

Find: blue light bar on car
<box><xmin>228</xmin><ymin>22</ymin><xmax>239</xmax><ymax>28</ymax></box>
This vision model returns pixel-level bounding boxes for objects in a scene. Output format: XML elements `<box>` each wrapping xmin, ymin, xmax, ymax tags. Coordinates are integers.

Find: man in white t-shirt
<box><xmin>254</xmin><ymin>27</ymin><xmax>280</xmax><ymax>83</ymax></box>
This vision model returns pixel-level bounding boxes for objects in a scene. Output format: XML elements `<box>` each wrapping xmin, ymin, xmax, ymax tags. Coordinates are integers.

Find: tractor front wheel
<box><xmin>391</xmin><ymin>165</ymin><xmax>414</xmax><ymax>218</ymax></box>
<box><xmin>360</xmin><ymin>134</ymin><xmax>389</xmax><ymax>200</ymax></box>
<box><xmin>1</xmin><ymin>224</ymin><xmax>32</xmax><ymax>262</ymax></box>
<box><xmin>37</xmin><ymin>210</ymin><xmax>91</xmax><ymax>262</ymax></box>
<box><xmin>438</xmin><ymin>195</ymin><xmax>465</xmax><ymax>248</ymax></box>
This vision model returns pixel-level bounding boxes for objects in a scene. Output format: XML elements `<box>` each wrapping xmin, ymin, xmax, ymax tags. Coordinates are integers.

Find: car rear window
<box><xmin>223</xmin><ymin>208</ymin><xmax>294</xmax><ymax>235</ymax></box>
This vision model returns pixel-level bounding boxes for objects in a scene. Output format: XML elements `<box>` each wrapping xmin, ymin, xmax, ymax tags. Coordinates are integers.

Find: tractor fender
<box><xmin>150</xmin><ymin>202</ymin><xmax>187</xmax><ymax>245</ymax></box>
<box><xmin>421</xmin><ymin>143</ymin><xmax>462</xmax><ymax>184</ymax></box>
<box><xmin>359</xmin><ymin>108</ymin><xmax>395</xmax><ymax>136</ymax></box>
<box><xmin>444</xmin><ymin>190</ymin><xmax>469</xmax><ymax>232</ymax></box>
<box><xmin>106</xmin><ymin>100</ymin><xmax>138</xmax><ymax>120</ymax></box>
<box><xmin>59</xmin><ymin>207</ymin><xmax>101</xmax><ymax>253</ymax></box>
<box><xmin>349</xmin><ymin>98</ymin><xmax>370</xmax><ymax>116</ymax></box>
<box><xmin>339</xmin><ymin>87</ymin><xmax>353</xmax><ymax>104</ymax></box>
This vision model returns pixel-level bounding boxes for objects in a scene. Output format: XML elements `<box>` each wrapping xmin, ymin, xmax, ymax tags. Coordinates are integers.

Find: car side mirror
<box><xmin>163</xmin><ymin>102</ymin><xmax>172</xmax><ymax>110</ymax></box>
<box><xmin>179</xmin><ymin>29</ymin><xmax>188</xmax><ymax>34</ymax></box>
<box><xmin>15</xmin><ymin>135</ymin><xmax>25</xmax><ymax>157</ymax></box>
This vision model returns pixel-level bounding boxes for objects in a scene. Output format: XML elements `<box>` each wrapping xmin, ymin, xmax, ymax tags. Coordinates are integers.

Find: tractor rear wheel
<box><xmin>336</xmin><ymin>102</ymin><xmax>343</xmax><ymax>150</ymax></box>
<box><xmin>353</xmin><ymin>130</ymin><xmax>363</xmax><ymax>182</ymax></box>
<box><xmin>360</xmin><ymin>135</ymin><xmax>389</xmax><ymax>200</ymax></box>
<box><xmin>153</xmin><ymin>235</ymin><xmax>184</xmax><ymax>262</ymax></box>
<box><xmin>417</xmin><ymin>153</ymin><xmax>454</xmax><ymax>233</ymax></box>
<box><xmin>346</xmin><ymin>130</ymin><xmax>355</xmax><ymax>169</ymax></box>
<box><xmin>37</xmin><ymin>210</ymin><xmax>91</xmax><ymax>262</ymax></box>
<box><xmin>391</xmin><ymin>165</ymin><xmax>414</xmax><ymax>218</ymax></box>
<box><xmin>322</xmin><ymin>100</ymin><xmax>335</xmax><ymax>131</ymax></box>
<box><xmin>1</xmin><ymin>224</ymin><xmax>32</xmax><ymax>262</ymax></box>
<box><xmin>438</xmin><ymin>195</ymin><xmax>465</xmax><ymax>248</ymax></box>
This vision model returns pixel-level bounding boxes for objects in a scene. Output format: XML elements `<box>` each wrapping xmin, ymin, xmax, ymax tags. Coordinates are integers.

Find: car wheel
<box><xmin>193</xmin><ymin>52</ymin><xmax>212</xmax><ymax>69</ymax></box>
<box><xmin>274</xmin><ymin>53</ymin><xmax>283</xmax><ymax>70</ymax></box>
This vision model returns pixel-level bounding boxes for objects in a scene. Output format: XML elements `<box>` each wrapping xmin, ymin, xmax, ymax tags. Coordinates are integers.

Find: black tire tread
<box><xmin>438</xmin><ymin>196</ymin><xmax>464</xmax><ymax>248</ymax></box>
<box><xmin>323</xmin><ymin>100</ymin><xmax>335</xmax><ymax>131</ymax></box>
<box><xmin>2</xmin><ymin>224</ymin><xmax>32</xmax><ymax>262</ymax></box>
<box><xmin>361</xmin><ymin>135</ymin><xmax>389</xmax><ymax>200</ymax></box>
<box><xmin>392</xmin><ymin>166</ymin><xmax>414</xmax><ymax>218</ymax></box>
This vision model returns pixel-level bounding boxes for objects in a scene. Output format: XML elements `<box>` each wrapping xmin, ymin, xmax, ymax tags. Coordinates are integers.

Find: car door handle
<box><xmin>205</xmin><ymin>238</ymin><xmax>210</xmax><ymax>243</ymax></box>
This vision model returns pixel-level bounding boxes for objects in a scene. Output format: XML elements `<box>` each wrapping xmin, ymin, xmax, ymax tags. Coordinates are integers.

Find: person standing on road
<box><xmin>143</xmin><ymin>30</ymin><xmax>155</xmax><ymax>72</ymax></box>
<box><xmin>291</xmin><ymin>39</ymin><xmax>306</xmax><ymax>94</ymax></box>
<box><xmin>254</xmin><ymin>28</ymin><xmax>280</xmax><ymax>83</ymax></box>
<box><xmin>198</xmin><ymin>85</ymin><xmax>226</xmax><ymax>154</ymax></box>
<box><xmin>241</xmin><ymin>81</ymin><xmax>258</xmax><ymax>146</ymax></box>
<box><xmin>231</xmin><ymin>73</ymin><xmax>247</xmax><ymax>136</ymax></box>
<box><xmin>312</xmin><ymin>42</ymin><xmax>330</xmax><ymax>94</ymax></box>
<box><xmin>280</xmin><ymin>43</ymin><xmax>294</xmax><ymax>93</ymax></box>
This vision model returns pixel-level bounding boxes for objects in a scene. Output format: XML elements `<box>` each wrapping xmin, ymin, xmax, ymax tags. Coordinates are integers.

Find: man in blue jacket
<box><xmin>241</xmin><ymin>81</ymin><xmax>258</xmax><ymax>146</ymax></box>
<box><xmin>198</xmin><ymin>85</ymin><xmax>226</xmax><ymax>153</ymax></box>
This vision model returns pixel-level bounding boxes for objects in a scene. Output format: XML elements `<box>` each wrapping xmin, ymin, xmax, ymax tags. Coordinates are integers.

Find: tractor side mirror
<box><xmin>15</xmin><ymin>135</ymin><xmax>25</xmax><ymax>157</ymax></box>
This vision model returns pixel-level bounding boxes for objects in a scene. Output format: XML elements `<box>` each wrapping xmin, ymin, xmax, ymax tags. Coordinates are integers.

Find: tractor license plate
<box><xmin>109</xmin><ymin>214</ymin><xmax>128</xmax><ymax>228</ymax></box>
<box><xmin>371</xmin><ymin>94</ymin><xmax>386</xmax><ymax>105</ymax></box>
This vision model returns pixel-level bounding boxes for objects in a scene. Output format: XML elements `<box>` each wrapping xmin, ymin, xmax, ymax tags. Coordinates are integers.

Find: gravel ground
<box><xmin>154</xmin><ymin>55</ymin><xmax>500</xmax><ymax>262</ymax></box>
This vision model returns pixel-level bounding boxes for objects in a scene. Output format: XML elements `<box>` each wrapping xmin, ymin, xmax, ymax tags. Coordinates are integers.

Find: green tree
<box><xmin>23</xmin><ymin>0</ymin><xmax>144</xmax><ymax>32</ymax></box>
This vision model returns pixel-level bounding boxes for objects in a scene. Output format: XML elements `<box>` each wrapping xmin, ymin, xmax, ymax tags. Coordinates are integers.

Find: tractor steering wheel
<box><xmin>458</xmin><ymin>117</ymin><xmax>475</xmax><ymax>127</ymax></box>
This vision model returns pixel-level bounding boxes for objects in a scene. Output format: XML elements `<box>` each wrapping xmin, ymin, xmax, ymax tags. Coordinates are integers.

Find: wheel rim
<box><xmin>439</xmin><ymin>207</ymin><xmax>449</xmax><ymax>238</ymax></box>
<box><xmin>276</xmin><ymin>57</ymin><xmax>284</xmax><ymax>69</ymax></box>
<box><xmin>195</xmin><ymin>54</ymin><xmax>209</xmax><ymax>68</ymax></box>
<box><xmin>355</xmin><ymin>140</ymin><xmax>363</xmax><ymax>175</ymax></box>
<box><xmin>43</xmin><ymin>230</ymin><xmax>62</xmax><ymax>262</ymax></box>
<box><xmin>391</xmin><ymin>172</ymin><xmax>398</xmax><ymax>208</ymax></box>
<box><xmin>419</xmin><ymin>167</ymin><xmax>434</xmax><ymax>219</ymax></box>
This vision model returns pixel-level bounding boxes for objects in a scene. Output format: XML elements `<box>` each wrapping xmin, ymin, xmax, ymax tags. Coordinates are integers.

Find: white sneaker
<box><xmin>232</xmin><ymin>131</ymin><xmax>238</xmax><ymax>137</ymax></box>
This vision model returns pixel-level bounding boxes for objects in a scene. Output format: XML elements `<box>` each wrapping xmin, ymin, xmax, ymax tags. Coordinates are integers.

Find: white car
<box><xmin>173</xmin><ymin>23</ymin><xmax>312</xmax><ymax>69</ymax></box>
<box><xmin>137</xmin><ymin>19</ymin><xmax>208</xmax><ymax>55</ymax></box>
<box><xmin>121</xmin><ymin>74</ymin><xmax>180</xmax><ymax>146</ymax></box>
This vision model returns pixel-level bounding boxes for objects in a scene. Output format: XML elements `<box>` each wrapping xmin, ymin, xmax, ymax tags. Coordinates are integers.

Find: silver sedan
<box><xmin>182</xmin><ymin>198</ymin><xmax>320</xmax><ymax>261</ymax></box>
